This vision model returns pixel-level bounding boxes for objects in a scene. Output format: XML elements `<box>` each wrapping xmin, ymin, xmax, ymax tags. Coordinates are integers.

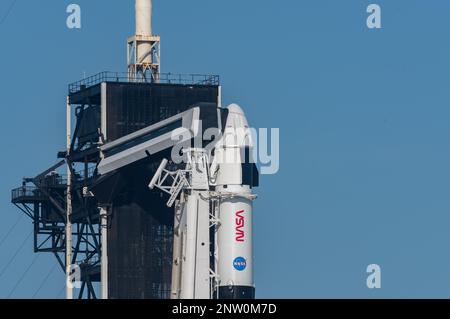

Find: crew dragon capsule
<box><xmin>211</xmin><ymin>104</ymin><xmax>258</xmax><ymax>299</ymax></box>
<box><xmin>147</xmin><ymin>103</ymin><xmax>259</xmax><ymax>299</ymax></box>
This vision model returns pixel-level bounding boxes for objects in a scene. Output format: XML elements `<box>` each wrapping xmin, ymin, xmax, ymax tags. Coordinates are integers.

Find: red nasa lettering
<box><xmin>235</xmin><ymin>210</ymin><xmax>245</xmax><ymax>242</ymax></box>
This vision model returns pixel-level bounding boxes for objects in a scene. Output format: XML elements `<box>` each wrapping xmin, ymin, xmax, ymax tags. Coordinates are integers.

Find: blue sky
<box><xmin>1</xmin><ymin>0</ymin><xmax>450</xmax><ymax>298</ymax></box>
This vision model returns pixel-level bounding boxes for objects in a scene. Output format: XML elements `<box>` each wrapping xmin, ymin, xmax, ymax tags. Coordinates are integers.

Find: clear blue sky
<box><xmin>1</xmin><ymin>0</ymin><xmax>450</xmax><ymax>299</ymax></box>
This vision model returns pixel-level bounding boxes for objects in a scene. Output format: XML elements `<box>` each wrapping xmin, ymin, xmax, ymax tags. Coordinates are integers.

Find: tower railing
<box><xmin>68</xmin><ymin>72</ymin><xmax>220</xmax><ymax>94</ymax></box>
<box><xmin>11</xmin><ymin>167</ymin><xmax>97</xmax><ymax>203</ymax></box>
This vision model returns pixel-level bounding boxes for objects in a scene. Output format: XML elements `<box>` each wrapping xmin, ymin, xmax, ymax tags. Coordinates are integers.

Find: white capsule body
<box><xmin>217</xmin><ymin>186</ymin><xmax>254</xmax><ymax>297</ymax></box>
<box><xmin>213</xmin><ymin>104</ymin><xmax>256</xmax><ymax>299</ymax></box>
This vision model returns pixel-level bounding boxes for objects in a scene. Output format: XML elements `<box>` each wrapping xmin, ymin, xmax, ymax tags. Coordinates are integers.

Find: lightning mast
<box><xmin>128</xmin><ymin>0</ymin><xmax>161</xmax><ymax>82</ymax></box>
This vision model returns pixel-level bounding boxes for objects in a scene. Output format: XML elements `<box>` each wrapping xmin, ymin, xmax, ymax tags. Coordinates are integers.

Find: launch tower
<box><xmin>11</xmin><ymin>0</ymin><xmax>257</xmax><ymax>299</ymax></box>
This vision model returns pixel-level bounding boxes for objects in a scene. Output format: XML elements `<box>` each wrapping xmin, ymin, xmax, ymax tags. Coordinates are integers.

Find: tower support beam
<box><xmin>66</xmin><ymin>96</ymin><xmax>73</xmax><ymax>300</ymax></box>
<box><xmin>100</xmin><ymin>207</ymin><xmax>108</xmax><ymax>299</ymax></box>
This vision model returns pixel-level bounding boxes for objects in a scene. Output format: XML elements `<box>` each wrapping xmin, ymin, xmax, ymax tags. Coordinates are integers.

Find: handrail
<box><xmin>69</xmin><ymin>71</ymin><xmax>220</xmax><ymax>94</ymax></box>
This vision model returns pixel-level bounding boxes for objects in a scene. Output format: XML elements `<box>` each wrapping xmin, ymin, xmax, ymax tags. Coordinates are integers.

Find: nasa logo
<box><xmin>235</xmin><ymin>210</ymin><xmax>245</xmax><ymax>242</ymax></box>
<box><xmin>233</xmin><ymin>257</ymin><xmax>247</xmax><ymax>271</ymax></box>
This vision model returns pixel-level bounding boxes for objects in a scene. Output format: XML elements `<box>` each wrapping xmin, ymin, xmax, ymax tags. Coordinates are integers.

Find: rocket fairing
<box><xmin>212</xmin><ymin>104</ymin><xmax>257</xmax><ymax>299</ymax></box>
<box><xmin>216</xmin><ymin>192</ymin><xmax>254</xmax><ymax>299</ymax></box>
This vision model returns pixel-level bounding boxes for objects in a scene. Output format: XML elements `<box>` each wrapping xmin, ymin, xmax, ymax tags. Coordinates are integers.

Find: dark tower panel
<box><xmin>105</xmin><ymin>83</ymin><xmax>219</xmax><ymax>141</ymax></box>
<box><xmin>108</xmin><ymin>201</ymin><xmax>174</xmax><ymax>299</ymax></box>
<box><xmin>103</xmin><ymin>83</ymin><xmax>220</xmax><ymax>299</ymax></box>
<box><xmin>105</xmin><ymin>154</ymin><xmax>176</xmax><ymax>299</ymax></box>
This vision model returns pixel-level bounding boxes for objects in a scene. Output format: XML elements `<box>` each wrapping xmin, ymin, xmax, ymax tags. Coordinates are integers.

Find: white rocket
<box><xmin>149</xmin><ymin>104</ymin><xmax>258</xmax><ymax>299</ymax></box>
<box><xmin>210</xmin><ymin>104</ymin><xmax>256</xmax><ymax>298</ymax></box>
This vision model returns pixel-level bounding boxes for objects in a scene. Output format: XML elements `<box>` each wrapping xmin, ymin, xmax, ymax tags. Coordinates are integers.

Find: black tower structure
<box><xmin>11</xmin><ymin>72</ymin><xmax>220</xmax><ymax>299</ymax></box>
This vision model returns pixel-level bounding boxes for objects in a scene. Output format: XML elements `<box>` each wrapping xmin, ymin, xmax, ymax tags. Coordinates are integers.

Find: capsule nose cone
<box><xmin>225</xmin><ymin>103</ymin><xmax>249</xmax><ymax>129</ymax></box>
<box><xmin>223</xmin><ymin>104</ymin><xmax>253</xmax><ymax>148</ymax></box>
<box><xmin>227</xmin><ymin>103</ymin><xmax>245</xmax><ymax>116</ymax></box>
